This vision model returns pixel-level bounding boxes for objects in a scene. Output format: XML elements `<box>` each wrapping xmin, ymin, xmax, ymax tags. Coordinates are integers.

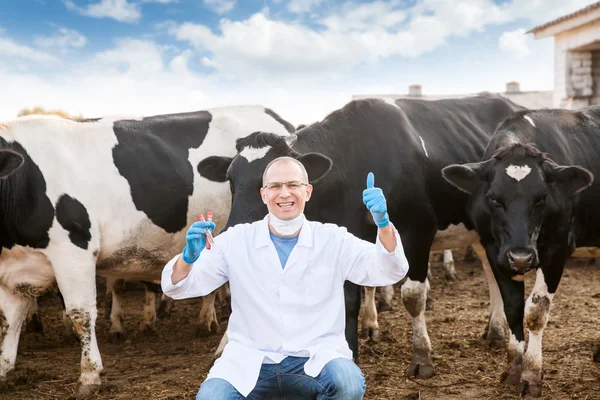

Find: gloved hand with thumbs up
<box><xmin>363</xmin><ymin>172</ymin><xmax>389</xmax><ymax>228</ymax></box>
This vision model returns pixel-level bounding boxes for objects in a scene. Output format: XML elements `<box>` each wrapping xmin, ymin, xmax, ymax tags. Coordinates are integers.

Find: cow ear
<box><xmin>442</xmin><ymin>160</ymin><xmax>490</xmax><ymax>194</ymax></box>
<box><xmin>0</xmin><ymin>150</ymin><xmax>24</xmax><ymax>178</ymax></box>
<box><xmin>197</xmin><ymin>156</ymin><xmax>233</xmax><ymax>182</ymax></box>
<box><xmin>545</xmin><ymin>164</ymin><xmax>593</xmax><ymax>195</ymax></box>
<box><xmin>297</xmin><ymin>152</ymin><xmax>332</xmax><ymax>183</ymax></box>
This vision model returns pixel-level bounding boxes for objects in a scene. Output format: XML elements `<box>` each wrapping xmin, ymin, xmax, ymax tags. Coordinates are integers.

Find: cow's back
<box><xmin>302</xmin><ymin>95</ymin><xmax>523</xmax><ymax>230</ymax></box>
<box><xmin>1</xmin><ymin>106</ymin><xmax>292</xmax><ymax>279</ymax></box>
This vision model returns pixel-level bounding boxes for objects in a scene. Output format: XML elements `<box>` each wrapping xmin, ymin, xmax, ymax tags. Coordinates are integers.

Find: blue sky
<box><xmin>0</xmin><ymin>0</ymin><xmax>597</xmax><ymax>124</ymax></box>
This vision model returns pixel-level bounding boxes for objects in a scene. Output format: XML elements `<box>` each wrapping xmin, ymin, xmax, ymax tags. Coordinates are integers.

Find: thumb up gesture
<box><xmin>362</xmin><ymin>172</ymin><xmax>389</xmax><ymax>228</ymax></box>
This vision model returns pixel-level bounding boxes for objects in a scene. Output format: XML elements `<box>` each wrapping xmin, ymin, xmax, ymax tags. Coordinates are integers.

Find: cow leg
<box><xmin>157</xmin><ymin>294</ymin><xmax>174</xmax><ymax>319</ymax></box>
<box><xmin>442</xmin><ymin>249</ymin><xmax>457</xmax><ymax>281</ymax></box>
<box><xmin>463</xmin><ymin>244</ymin><xmax>476</xmax><ymax>263</ymax></box>
<box><xmin>472</xmin><ymin>242</ymin><xmax>507</xmax><ymax>349</ymax></box>
<box><xmin>377</xmin><ymin>285</ymin><xmax>394</xmax><ymax>312</ymax></box>
<box><xmin>106</xmin><ymin>277</ymin><xmax>126</xmax><ymax>343</ymax></box>
<box><xmin>594</xmin><ymin>345</ymin><xmax>600</xmax><ymax>363</ymax></box>
<box><xmin>344</xmin><ymin>281</ymin><xmax>362</xmax><ymax>362</ymax></box>
<box><xmin>519</xmin><ymin>267</ymin><xmax>561</xmax><ymax>397</ymax></box>
<box><xmin>497</xmin><ymin>277</ymin><xmax>525</xmax><ymax>387</ymax></box>
<box><xmin>25</xmin><ymin>297</ymin><xmax>44</xmax><ymax>334</ymax></box>
<box><xmin>139</xmin><ymin>283</ymin><xmax>157</xmax><ymax>334</ymax></box>
<box><xmin>0</xmin><ymin>286</ymin><xmax>30</xmax><ymax>382</ymax></box>
<box><xmin>195</xmin><ymin>291</ymin><xmax>219</xmax><ymax>337</ymax></box>
<box><xmin>50</xmin><ymin>251</ymin><xmax>103</xmax><ymax>398</ymax></box>
<box><xmin>402</xmin><ymin>278</ymin><xmax>434</xmax><ymax>378</ymax></box>
<box><xmin>218</xmin><ymin>283</ymin><xmax>232</xmax><ymax>316</ymax></box>
<box><xmin>360</xmin><ymin>287</ymin><xmax>380</xmax><ymax>341</ymax></box>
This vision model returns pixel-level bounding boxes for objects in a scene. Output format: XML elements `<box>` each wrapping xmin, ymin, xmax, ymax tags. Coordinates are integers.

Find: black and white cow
<box><xmin>197</xmin><ymin>95</ymin><xmax>523</xmax><ymax>376</ymax></box>
<box><xmin>442</xmin><ymin>108</ymin><xmax>600</xmax><ymax>396</ymax></box>
<box><xmin>0</xmin><ymin>106</ymin><xmax>293</xmax><ymax>397</ymax></box>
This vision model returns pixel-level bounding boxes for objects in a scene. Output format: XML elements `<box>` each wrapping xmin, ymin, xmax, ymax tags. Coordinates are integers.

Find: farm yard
<box><xmin>2</xmin><ymin>250</ymin><xmax>599</xmax><ymax>400</ymax></box>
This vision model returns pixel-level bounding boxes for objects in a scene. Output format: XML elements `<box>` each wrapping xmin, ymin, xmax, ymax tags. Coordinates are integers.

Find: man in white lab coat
<box><xmin>161</xmin><ymin>156</ymin><xmax>409</xmax><ymax>400</ymax></box>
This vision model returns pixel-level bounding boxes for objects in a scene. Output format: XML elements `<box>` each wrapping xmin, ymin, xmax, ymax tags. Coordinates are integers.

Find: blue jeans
<box><xmin>196</xmin><ymin>356</ymin><xmax>366</xmax><ymax>400</ymax></box>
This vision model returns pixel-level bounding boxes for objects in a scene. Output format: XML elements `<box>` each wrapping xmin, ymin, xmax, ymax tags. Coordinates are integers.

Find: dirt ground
<box><xmin>2</xmin><ymin>253</ymin><xmax>599</xmax><ymax>400</ymax></box>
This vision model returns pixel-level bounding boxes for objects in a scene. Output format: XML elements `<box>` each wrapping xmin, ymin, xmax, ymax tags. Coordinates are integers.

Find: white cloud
<box><xmin>170</xmin><ymin>9</ymin><xmax>451</xmax><ymax>79</ymax></box>
<box><xmin>141</xmin><ymin>0</ymin><xmax>178</xmax><ymax>3</ymax></box>
<box><xmin>0</xmin><ymin>32</ymin><xmax>59</xmax><ymax>65</ymax></box>
<box><xmin>34</xmin><ymin>28</ymin><xmax>87</xmax><ymax>53</ymax></box>
<box><xmin>288</xmin><ymin>0</ymin><xmax>323</xmax><ymax>13</ymax></box>
<box><xmin>499</xmin><ymin>28</ymin><xmax>530</xmax><ymax>58</ymax></box>
<box><xmin>64</xmin><ymin>0</ymin><xmax>141</xmax><ymax>23</ymax></box>
<box><xmin>170</xmin><ymin>0</ymin><xmax>597</xmax><ymax>82</ymax></box>
<box><xmin>204</xmin><ymin>0</ymin><xmax>236</xmax><ymax>15</ymax></box>
<box><xmin>322</xmin><ymin>1</ymin><xmax>407</xmax><ymax>32</ymax></box>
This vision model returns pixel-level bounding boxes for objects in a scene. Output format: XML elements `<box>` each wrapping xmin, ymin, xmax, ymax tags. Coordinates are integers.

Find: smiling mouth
<box><xmin>277</xmin><ymin>202</ymin><xmax>295</xmax><ymax>208</ymax></box>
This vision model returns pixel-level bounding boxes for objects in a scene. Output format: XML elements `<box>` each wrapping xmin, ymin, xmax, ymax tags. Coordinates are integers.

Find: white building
<box><xmin>529</xmin><ymin>2</ymin><xmax>600</xmax><ymax>109</ymax></box>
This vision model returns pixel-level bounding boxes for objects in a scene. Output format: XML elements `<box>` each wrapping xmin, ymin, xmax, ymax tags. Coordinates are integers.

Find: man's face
<box><xmin>260</xmin><ymin>161</ymin><xmax>313</xmax><ymax>221</ymax></box>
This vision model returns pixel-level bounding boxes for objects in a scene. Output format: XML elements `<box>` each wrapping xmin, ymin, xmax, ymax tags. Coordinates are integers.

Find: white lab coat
<box><xmin>161</xmin><ymin>215</ymin><xmax>409</xmax><ymax>396</ymax></box>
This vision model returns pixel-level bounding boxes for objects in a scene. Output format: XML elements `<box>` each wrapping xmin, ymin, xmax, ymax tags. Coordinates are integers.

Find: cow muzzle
<box><xmin>506</xmin><ymin>248</ymin><xmax>536</xmax><ymax>274</ymax></box>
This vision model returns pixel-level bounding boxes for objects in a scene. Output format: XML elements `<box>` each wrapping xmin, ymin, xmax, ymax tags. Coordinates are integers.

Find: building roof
<box><xmin>527</xmin><ymin>2</ymin><xmax>600</xmax><ymax>34</ymax></box>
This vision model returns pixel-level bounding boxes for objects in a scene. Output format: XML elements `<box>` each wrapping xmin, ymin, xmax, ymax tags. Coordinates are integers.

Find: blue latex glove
<box><xmin>362</xmin><ymin>172</ymin><xmax>389</xmax><ymax>228</ymax></box>
<box><xmin>182</xmin><ymin>220</ymin><xmax>216</xmax><ymax>264</ymax></box>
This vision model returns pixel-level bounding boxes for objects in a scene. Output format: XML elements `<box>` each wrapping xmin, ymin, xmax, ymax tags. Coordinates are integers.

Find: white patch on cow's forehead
<box><xmin>418</xmin><ymin>135</ymin><xmax>429</xmax><ymax>158</ymax></box>
<box><xmin>239</xmin><ymin>145</ymin><xmax>271</xmax><ymax>162</ymax></box>
<box><xmin>505</xmin><ymin>164</ymin><xmax>531</xmax><ymax>181</ymax></box>
<box><xmin>524</xmin><ymin>115</ymin><xmax>536</xmax><ymax>128</ymax></box>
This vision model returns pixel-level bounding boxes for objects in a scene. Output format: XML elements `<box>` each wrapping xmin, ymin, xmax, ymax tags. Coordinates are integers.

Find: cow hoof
<box><xmin>108</xmin><ymin>332</ymin><xmax>126</xmax><ymax>344</ymax></box>
<box><xmin>26</xmin><ymin>314</ymin><xmax>44</xmax><ymax>334</ymax></box>
<box><xmin>500</xmin><ymin>369</ymin><xmax>521</xmax><ymax>386</ymax></box>
<box><xmin>139</xmin><ymin>324</ymin><xmax>156</xmax><ymax>336</ymax></box>
<box><xmin>425</xmin><ymin>297</ymin><xmax>434</xmax><ymax>311</ymax></box>
<box><xmin>376</xmin><ymin>299</ymin><xmax>392</xmax><ymax>312</ymax></box>
<box><xmin>360</xmin><ymin>327</ymin><xmax>380</xmax><ymax>342</ymax></box>
<box><xmin>518</xmin><ymin>378</ymin><xmax>542</xmax><ymax>397</ymax></box>
<box><xmin>76</xmin><ymin>382</ymin><xmax>101</xmax><ymax>399</ymax></box>
<box><xmin>407</xmin><ymin>362</ymin><xmax>435</xmax><ymax>379</ymax></box>
<box><xmin>444</xmin><ymin>273</ymin><xmax>457</xmax><ymax>281</ymax></box>
<box><xmin>593</xmin><ymin>345</ymin><xmax>600</xmax><ymax>362</ymax></box>
<box><xmin>485</xmin><ymin>330</ymin><xmax>506</xmax><ymax>350</ymax></box>
<box><xmin>195</xmin><ymin>322</ymin><xmax>220</xmax><ymax>338</ymax></box>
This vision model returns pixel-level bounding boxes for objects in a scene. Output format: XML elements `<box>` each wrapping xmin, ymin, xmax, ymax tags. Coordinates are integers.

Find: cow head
<box><xmin>0</xmin><ymin>149</ymin><xmax>24</xmax><ymax>178</ymax></box>
<box><xmin>442</xmin><ymin>143</ymin><xmax>593</xmax><ymax>278</ymax></box>
<box><xmin>197</xmin><ymin>132</ymin><xmax>333</xmax><ymax>229</ymax></box>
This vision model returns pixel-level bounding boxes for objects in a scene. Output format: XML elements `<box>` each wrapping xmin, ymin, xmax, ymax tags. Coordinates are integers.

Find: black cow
<box><xmin>442</xmin><ymin>108</ymin><xmax>600</xmax><ymax>396</ymax></box>
<box><xmin>197</xmin><ymin>95</ymin><xmax>523</xmax><ymax>377</ymax></box>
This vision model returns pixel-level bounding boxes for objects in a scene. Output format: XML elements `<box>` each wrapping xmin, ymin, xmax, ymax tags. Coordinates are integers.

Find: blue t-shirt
<box><xmin>269</xmin><ymin>230</ymin><xmax>299</xmax><ymax>269</ymax></box>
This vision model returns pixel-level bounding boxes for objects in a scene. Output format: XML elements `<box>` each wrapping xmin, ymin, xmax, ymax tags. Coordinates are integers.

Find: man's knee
<box><xmin>321</xmin><ymin>358</ymin><xmax>366</xmax><ymax>399</ymax></box>
<box><xmin>196</xmin><ymin>378</ymin><xmax>241</xmax><ymax>400</ymax></box>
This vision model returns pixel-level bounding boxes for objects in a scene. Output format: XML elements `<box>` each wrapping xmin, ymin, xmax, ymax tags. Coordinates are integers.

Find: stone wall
<box><xmin>554</xmin><ymin>19</ymin><xmax>600</xmax><ymax>109</ymax></box>
<box><xmin>567</xmin><ymin>51</ymin><xmax>593</xmax><ymax>98</ymax></box>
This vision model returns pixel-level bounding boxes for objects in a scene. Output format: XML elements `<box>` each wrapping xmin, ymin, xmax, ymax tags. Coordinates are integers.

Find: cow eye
<box><xmin>534</xmin><ymin>196</ymin><xmax>546</xmax><ymax>208</ymax></box>
<box><xmin>487</xmin><ymin>196</ymin><xmax>504</xmax><ymax>210</ymax></box>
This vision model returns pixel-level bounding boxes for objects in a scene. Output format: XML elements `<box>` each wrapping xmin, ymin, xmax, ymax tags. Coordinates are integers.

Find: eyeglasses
<box><xmin>262</xmin><ymin>181</ymin><xmax>308</xmax><ymax>191</ymax></box>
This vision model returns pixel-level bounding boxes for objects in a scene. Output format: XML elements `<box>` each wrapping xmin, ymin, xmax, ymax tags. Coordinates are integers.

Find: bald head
<box><xmin>262</xmin><ymin>157</ymin><xmax>309</xmax><ymax>186</ymax></box>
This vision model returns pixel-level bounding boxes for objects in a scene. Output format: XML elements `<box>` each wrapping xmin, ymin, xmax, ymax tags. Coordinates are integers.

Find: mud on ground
<box><xmin>2</xmin><ymin>254</ymin><xmax>599</xmax><ymax>399</ymax></box>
